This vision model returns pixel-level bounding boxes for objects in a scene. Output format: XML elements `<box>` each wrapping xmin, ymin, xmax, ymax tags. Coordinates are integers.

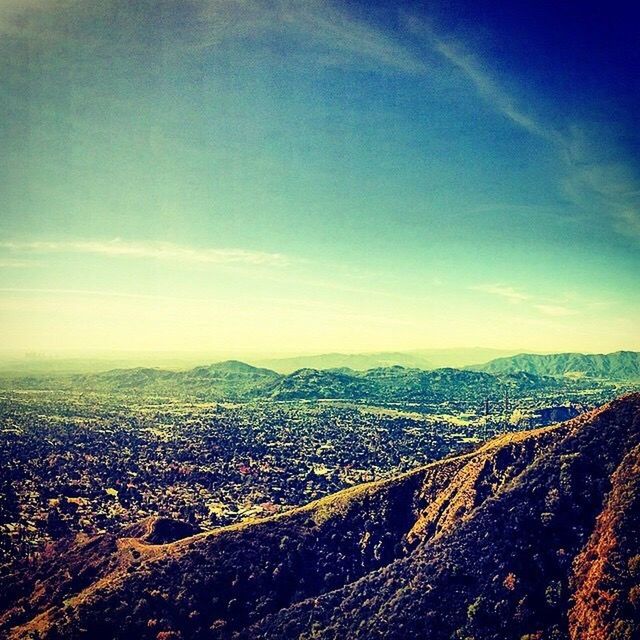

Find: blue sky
<box><xmin>0</xmin><ymin>0</ymin><xmax>638</xmax><ymax>355</ymax></box>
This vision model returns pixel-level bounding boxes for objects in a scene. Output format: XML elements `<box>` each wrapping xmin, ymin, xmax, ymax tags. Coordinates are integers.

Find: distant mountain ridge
<box><xmin>3</xmin><ymin>394</ymin><xmax>639</xmax><ymax>639</ymax></box>
<box><xmin>253</xmin><ymin>351</ymin><xmax>433</xmax><ymax>373</ymax></box>
<box><xmin>472</xmin><ymin>350</ymin><xmax>640</xmax><ymax>380</ymax></box>
<box><xmin>251</xmin><ymin>347</ymin><xmax>521</xmax><ymax>373</ymax></box>
<box><xmin>0</xmin><ymin>360</ymin><xmax>569</xmax><ymax>404</ymax></box>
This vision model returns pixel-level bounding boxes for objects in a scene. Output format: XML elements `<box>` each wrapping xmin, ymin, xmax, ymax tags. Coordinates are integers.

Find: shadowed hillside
<box><xmin>2</xmin><ymin>395</ymin><xmax>639</xmax><ymax>639</ymax></box>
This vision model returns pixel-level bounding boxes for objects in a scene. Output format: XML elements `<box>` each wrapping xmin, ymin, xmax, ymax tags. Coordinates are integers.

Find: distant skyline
<box><xmin>1</xmin><ymin>1</ymin><xmax>639</xmax><ymax>354</ymax></box>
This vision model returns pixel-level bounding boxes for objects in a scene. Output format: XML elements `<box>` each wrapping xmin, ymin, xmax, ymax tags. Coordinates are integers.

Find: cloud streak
<box><xmin>194</xmin><ymin>0</ymin><xmax>427</xmax><ymax>74</ymax></box>
<box><xmin>534</xmin><ymin>304</ymin><xmax>578</xmax><ymax>317</ymax></box>
<box><xmin>405</xmin><ymin>15</ymin><xmax>640</xmax><ymax>241</ymax></box>
<box><xmin>0</xmin><ymin>258</ymin><xmax>40</xmax><ymax>268</ymax></box>
<box><xmin>470</xmin><ymin>283</ymin><xmax>530</xmax><ymax>304</ymax></box>
<box><xmin>559</xmin><ymin>126</ymin><xmax>640</xmax><ymax>239</ymax></box>
<box><xmin>3</xmin><ymin>0</ymin><xmax>426</xmax><ymax>75</ymax></box>
<box><xmin>0</xmin><ymin>239</ymin><xmax>288</xmax><ymax>267</ymax></box>
<box><xmin>407</xmin><ymin>19</ymin><xmax>560</xmax><ymax>144</ymax></box>
<box><xmin>472</xmin><ymin>284</ymin><xmax>581</xmax><ymax>318</ymax></box>
<box><xmin>5</xmin><ymin>3</ymin><xmax>639</xmax><ymax>240</ymax></box>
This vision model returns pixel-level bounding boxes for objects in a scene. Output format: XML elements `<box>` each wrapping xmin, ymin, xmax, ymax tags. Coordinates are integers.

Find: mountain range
<box><xmin>2</xmin><ymin>394</ymin><xmax>639</xmax><ymax>639</ymax></box>
<box><xmin>4</xmin><ymin>350</ymin><xmax>639</xmax><ymax>403</ymax></box>
<box><xmin>2</xmin><ymin>350</ymin><xmax>638</xmax><ymax>381</ymax></box>
<box><xmin>471</xmin><ymin>350</ymin><xmax>640</xmax><ymax>380</ymax></box>
<box><xmin>250</xmin><ymin>348</ymin><xmax>521</xmax><ymax>373</ymax></box>
<box><xmin>0</xmin><ymin>360</ymin><xmax>570</xmax><ymax>404</ymax></box>
<box><xmin>0</xmin><ymin>348</ymin><xmax>520</xmax><ymax>376</ymax></box>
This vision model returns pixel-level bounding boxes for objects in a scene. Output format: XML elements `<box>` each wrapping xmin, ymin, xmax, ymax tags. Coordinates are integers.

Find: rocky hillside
<box><xmin>2</xmin><ymin>395</ymin><xmax>639</xmax><ymax>639</ymax></box>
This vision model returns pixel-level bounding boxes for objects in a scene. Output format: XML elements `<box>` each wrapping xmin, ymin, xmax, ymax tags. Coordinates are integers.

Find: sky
<box><xmin>0</xmin><ymin>0</ymin><xmax>639</xmax><ymax>357</ymax></box>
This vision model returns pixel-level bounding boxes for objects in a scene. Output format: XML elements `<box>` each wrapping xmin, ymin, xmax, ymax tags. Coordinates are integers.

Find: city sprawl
<box><xmin>1</xmin><ymin>375</ymin><xmax>634</xmax><ymax>574</ymax></box>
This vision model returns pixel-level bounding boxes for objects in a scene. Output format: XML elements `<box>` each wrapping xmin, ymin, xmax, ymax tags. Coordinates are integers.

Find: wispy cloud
<box><xmin>534</xmin><ymin>304</ymin><xmax>578</xmax><ymax>317</ymax></box>
<box><xmin>405</xmin><ymin>15</ymin><xmax>640</xmax><ymax>241</ymax></box>
<box><xmin>559</xmin><ymin>126</ymin><xmax>640</xmax><ymax>238</ymax></box>
<box><xmin>0</xmin><ymin>239</ymin><xmax>288</xmax><ymax>267</ymax></box>
<box><xmin>470</xmin><ymin>283</ymin><xmax>530</xmax><ymax>303</ymax></box>
<box><xmin>3</xmin><ymin>0</ymin><xmax>426</xmax><ymax>75</ymax></box>
<box><xmin>215</xmin><ymin>7</ymin><xmax>639</xmax><ymax>236</ymax></box>
<box><xmin>195</xmin><ymin>0</ymin><xmax>426</xmax><ymax>74</ymax></box>
<box><xmin>217</xmin><ymin>1</ymin><xmax>428</xmax><ymax>73</ymax></box>
<box><xmin>473</xmin><ymin>283</ymin><xmax>584</xmax><ymax>319</ymax></box>
<box><xmin>6</xmin><ymin>3</ymin><xmax>639</xmax><ymax>239</ymax></box>
<box><xmin>406</xmin><ymin>18</ymin><xmax>560</xmax><ymax>144</ymax></box>
<box><xmin>0</xmin><ymin>258</ymin><xmax>40</xmax><ymax>268</ymax></box>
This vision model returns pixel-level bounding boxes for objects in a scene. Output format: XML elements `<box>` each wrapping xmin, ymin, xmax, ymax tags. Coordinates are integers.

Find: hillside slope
<box><xmin>473</xmin><ymin>350</ymin><xmax>640</xmax><ymax>380</ymax></box>
<box><xmin>2</xmin><ymin>395</ymin><xmax>639</xmax><ymax>639</ymax></box>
